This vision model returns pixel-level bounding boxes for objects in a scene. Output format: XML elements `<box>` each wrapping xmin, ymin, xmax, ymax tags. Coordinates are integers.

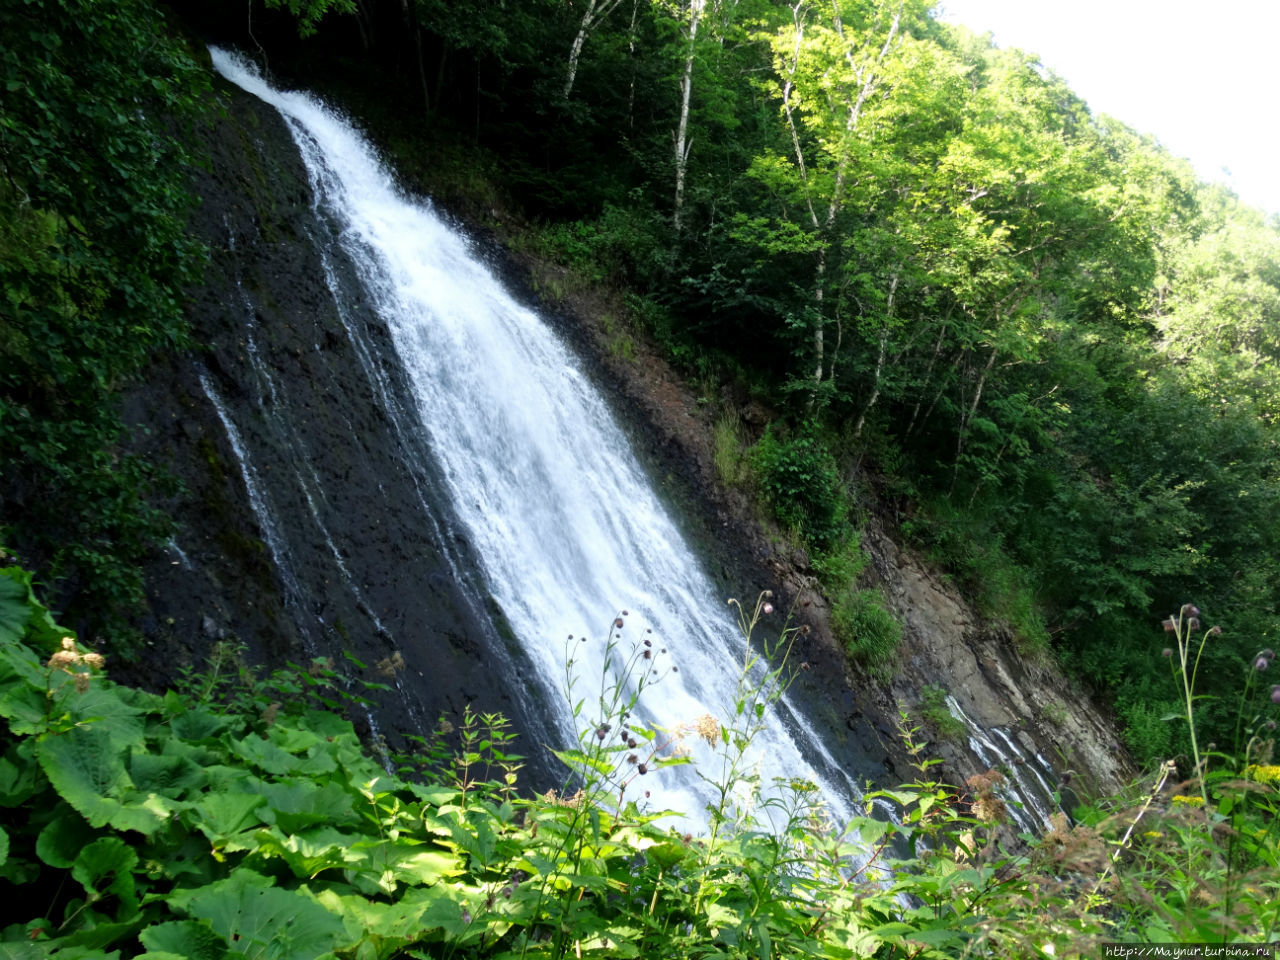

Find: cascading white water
<box><xmin>211</xmin><ymin>49</ymin><xmax>872</xmax><ymax>828</ymax></box>
<box><xmin>945</xmin><ymin>695</ymin><xmax>1060</xmax><ymax>832</ymax></box>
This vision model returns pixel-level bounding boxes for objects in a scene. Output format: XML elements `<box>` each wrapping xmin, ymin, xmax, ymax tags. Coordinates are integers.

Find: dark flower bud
<box><xmin>627</xmin><ymin>753</ymin><xmax>638</xmax><ymax>764</ymax></box>
<box><xmin>1261</xmin><ymin>648</ymin><xmax>1275</xmax><ymax>659</ymax></box>
<box><xmin>1162</xmin><ymin>648</ymin><xmax>1173</xmax><ymax>657</ymax></box>
<box><xmin>638</xmin><ymin>763</ymin><xmax>648</xmax><ymax>775</ymax></box>
<box><xmin>614</xmin><ymin>617</ymin><xmax>625</xmax><ymax>628</ymax></box>
<box><xmin>642</xmin><ymin>650</ymin><xmax>651</xmax><ymax>659</ymax></box>
<box><xmin>622</xmin><ymin>610</ymin><xmax>630</xmax><ymax>616</ymax></box>
<box><xmin>1255</xmin><ymin>657</ymin><xmax>1270</xmax><ymax>672</ymax></box>
<box><xmin>1182</xmin><ymin>604</ymin><xmax>1200</xmax><ymax>618</ymax></box>
<box><xmin>627</xmin><ymin>737</ymin><xmax>636</xmax><ymax>748</ymax></box>
<box><xmin>1272</xmin><ymin>685</ymin><xmax>1280</xmax><ymax>705</ymax></box>
<box><xmin>1266</xmin><ymin>720</ymin><xmax>1277</xmax><ymax>732</ymax></box>
<box><xmin>1188</xmin><ymin>617</ymin><xmax>1200</xmax><ymax>632</ymax></box>
<box><xmin>596</xmin><ymin>728</ymin><xmax>607</xmax><ymax>740</ymax></box>
<box><xmin>1209</xmin><ymin>625</ymin><xmax>1223</xmax><ymax>635</ymax></box>
<box><xmin>1162</xmin><ymin>618</ymin><xmax>1177</xmax><ymax>633</ymax></box>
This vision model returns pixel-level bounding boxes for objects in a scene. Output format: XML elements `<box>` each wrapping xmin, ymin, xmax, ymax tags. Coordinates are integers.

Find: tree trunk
<box><xmin>853</xmin><ymin>270</ymin><xmax>899</xmax><ymax>439</ymax></box>
<box><xmin>951</xmin><ymin>343</ymin><xmax>999</xmax><ymax>493</ymax></box>
<box><xmin>564</xmin><ymin>0</ymin><xmax>625</xmax><ymax>99</ymax></box>
<box><xmin>673</xmin><ymin>0</ymin><xmax>706</xmax><ymax>234</ymax></box>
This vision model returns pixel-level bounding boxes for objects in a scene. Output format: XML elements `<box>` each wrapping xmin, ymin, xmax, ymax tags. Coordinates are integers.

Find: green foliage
<box><xmin>0</xmin><ymin>0</ymin><xmax>210</xmax><ymax>647</ymax></box>
<box><xmin>2</xmin><ymin>558</ymin><xmax>1280</xmax><ymax>956</ymax></box>
<box><xmin>917</xmin><ymin>684</ymin><xmax>965</xmax><ymax>743</ymax></box>
<box><xmin>751</xmin><ymin>424</ymin><xmax>845</xmax><ymax>550</ymax></box>
<box><xmin>830</xmin><ymin>587</ymin><xmax>901</xmax><ymax>678</ymax></box>
<box><xmin>262</xmin><ymin>0</ymin><xmax>356</xmax><ymax>37</ymax></box>
<box><xmin>711</xmin><ymin>411</ymin><xmax>747</xmax><ymax>487</ymax></box>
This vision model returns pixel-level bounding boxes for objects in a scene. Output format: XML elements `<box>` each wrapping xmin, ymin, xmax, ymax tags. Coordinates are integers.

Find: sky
<box><xmin>932</xmin><ymin>0</ymin><xmax>1280</xmax><ymax>217</ymax></box>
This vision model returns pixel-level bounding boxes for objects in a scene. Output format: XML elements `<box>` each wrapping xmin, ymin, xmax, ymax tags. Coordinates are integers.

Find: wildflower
<box><xmin>83</xmin><ymin>653</ymin><xmax>105</xmax><ymax>670</ymax></box>
<box><xmin>1171</xmin><ymin>794</ymin><xmax>1205</xmax><ymax>807</ymax></box>
<box><xmin>1261</xmin><ymin>647</ymin><xmax>1275</xmax><ymax>659</ymax></box>
<box><xmin>1244</xmin><ymin>764</ymin><xmax>1280</xmax><ymax>785</ymax></box>
<box><xmin>1162</xmin><ymin>617</ymin><xmax>1177</xmax><ymax>633</ymax></box>
<box><xmin>1162</xmin><ymin>648</ymin><xmax>1173</xmax><ymax>658</ymax></box>
<box><xmin>1271</xmin><ymin>685</ymin><xmax>1280</xmax><ymax>704</ymax></box>
<box><xmin>1255</xmin><ymin>656</ymin><xmax>1270</xmax><ymax>671</ymax></box>
<box><xmin>1209</xmin><ymin>625</ymin><xmax>1223</xmax><ymax>635</ymax></box>
<box><xmin>1182</xmin><ymin>603</ymin><xmax>1200</xmax><ymax>619</ymax></box>
<box><xmin>762</xmin><ymin>603</ymin><xmax>774</xmax><ymax>615</ymax></box>
<box><xmin>691</xmin><ymin>713</ymin><xmax>720</xmax><ymax>747</ymax></box>
<box><xmin>47</xmin><ymin>650</ymin><xmax>78</xmax><ymax>671</ymax></box>
<box><xmin>1143</xmin><ymin>830</ymin><xmax>1164</xmax><ymax>839</ymax></box>
<box><xmin>614</xmin><ymin>617</ymin><xmax>624</xmax><ymax>628</ymax></box>
<box><xmin>637</xmin><ymin>763</ymin><xmax>648</xmax><ymax>775</ymax></box>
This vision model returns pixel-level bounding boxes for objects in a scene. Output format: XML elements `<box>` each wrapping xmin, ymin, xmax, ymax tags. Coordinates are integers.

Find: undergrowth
<box><xmin>1</xmin><ymin>557</ymin><xmax>1277</xmax><ymax>958</ymax></box>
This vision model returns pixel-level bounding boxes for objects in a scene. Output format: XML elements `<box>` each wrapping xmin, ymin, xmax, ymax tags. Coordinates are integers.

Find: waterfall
<box><xmin>207</xmin><ymin>49</ymin><xmax>882</xmax><ymax>829</ymax></box>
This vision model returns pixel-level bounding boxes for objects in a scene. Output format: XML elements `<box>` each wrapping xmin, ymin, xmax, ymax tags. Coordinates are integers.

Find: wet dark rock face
<box><xmin>120</xmin><ymin>78</ymin><xmax>560</xmax><ymax>784</ymax></box>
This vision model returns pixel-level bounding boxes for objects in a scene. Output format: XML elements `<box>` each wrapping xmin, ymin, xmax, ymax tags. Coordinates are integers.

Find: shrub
<box><xmin>832</xmin><ymin>587</ymin><xmax>901</xmax><ymax>677</ymax></box>
<box><xmin>751</xmin><ymin>423</ymin><xmax>845</xmax><ymax>549</ymax></box>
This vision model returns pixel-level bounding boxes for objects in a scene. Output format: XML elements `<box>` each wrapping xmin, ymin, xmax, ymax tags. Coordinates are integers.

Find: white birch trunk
<box><xmin>565</xmin><ymin>0</ymin><xmax>626</xmax><ymax>99</ymax></box>
<box><xmin>673</xmin><ymin>0</ymin><xmax>706</xmax><ymax>234</ymax></box>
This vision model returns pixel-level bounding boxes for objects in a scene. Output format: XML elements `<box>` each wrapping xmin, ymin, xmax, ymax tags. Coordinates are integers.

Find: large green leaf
<box><xmin>0</xmin><ymin>825</ymin><xmax>8</xmax><ymax>867</ymax></box>
<box><xmin>250</xmin><ymin>780</ymin><xmax>357</xmax><ymax>833</ymax></box>
<box><xmin>37</xmin><ymin>725</ymin><xmax>132</xmax><ymax>826</ymax></box>
<box><xmin>250</xmin><ymin>826</ymin><xmax>365</xmax><ymax>879</ymax></box>
<box><xmin>36</xmin><ymin>811</ymin><xmax>100</xmax><ymax>868</ymax></box>
<box><xmin>170</xmin><ymin>869</ymin><xmax>346</xmax><ymax>960</ymax></box>
<box><xmin>0</xmin><ymin>570</ymin><xmax>31</xmax><ymax>645</ymax></box>
<box><xmin>72</xmin><ymin>837</ymin><xmax>139</xmax><ymax>919</ymax></box>
<box><xmin>307</xmin><ymin>888</ymin><xmax>430</xmax><ymax>956</ymax></box>
<box><xmin>137</xmin><ymin>920</ymin><xmax>228</xmax><ymax>960</ymax></box>
<box><xmin>0</xmin><ymin>566</ymin><xmax>70</xmax><ymax>652</ymax></box>
<box><xmin>129</xmin><ymin>752</ymin><xmax>206</xmax><ymax>799</ymax></box>
<box><xmin>37</xmin><ymin>726</ymin><xmax>174</xmax><ymax>834</ymax></box>
<box><xmin>169</xmin><ymin>707</ymin><xmax>231</xmax><ymax>742</ymax></box>
<box><xmin>193</xmin><ymin>793</ymin><xmax>268</xmax><ymax>843</ymax></box>
<box><xmin>0</xmin><ymin>745</ymin><xmax>42</xmax><ymax>806</ymax></box>
<box><xmin>68</xmin><ymin>686</ymin><xmax>147</xmax><ymax>751</ymax></box>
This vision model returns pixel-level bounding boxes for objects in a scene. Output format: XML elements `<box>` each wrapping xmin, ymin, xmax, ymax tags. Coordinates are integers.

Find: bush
<box><xmin>751</xmin><ymin>423</ymin><xmax>845</xmax><ymax>549</ymax></box>
<box><xmin>832</xmin><ymin>587</ymin><xmax>901</xmax><ymax>677</ymax></box>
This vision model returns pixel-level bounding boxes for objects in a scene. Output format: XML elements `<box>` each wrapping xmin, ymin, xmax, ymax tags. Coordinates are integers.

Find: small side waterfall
<box><xmin>208</xmin><ymin>49</ymin><xmax>886</xmax><ymax>828</ymax></box>
<box><xmin>945</xmin><ymin>696</ymin><xmax>1062</xmax><ymax>831</ymax></box>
